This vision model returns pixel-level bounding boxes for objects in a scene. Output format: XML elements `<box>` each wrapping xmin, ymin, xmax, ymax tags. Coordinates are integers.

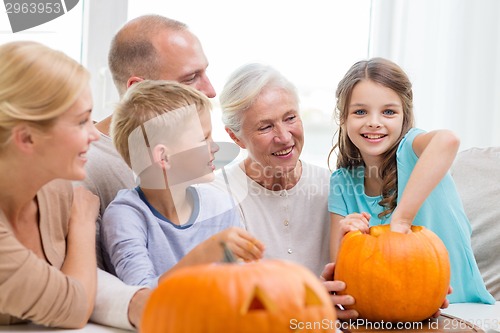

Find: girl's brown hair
<box><xmin>329</xmin><ymin>57</ymin><xmax>415</xmax><ymax>218</ymax></box>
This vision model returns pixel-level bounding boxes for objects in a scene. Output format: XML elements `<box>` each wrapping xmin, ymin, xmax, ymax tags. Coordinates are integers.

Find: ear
<box><xmin>11</xmin><ymin>124</ymin><xmax>35</xmax><ymax>153</ymax></box>
<box><xmin>127</xmin><ymin>76</ymin><xmax>144</xmax><ymax>90</ymax></box>
<box><xmin>152</xmin><ymin>144</ymin><xmax>169</xmax><ymax>169</ymax></box>
<box><xmin>225</xmin><ymin>127</ymin><xmax>246</xmax><ymax>149</ymax></box>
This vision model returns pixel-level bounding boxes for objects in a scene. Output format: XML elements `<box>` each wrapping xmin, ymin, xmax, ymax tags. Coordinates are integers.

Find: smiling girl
<box><xmin>328</xmin><ymin>57</ymin><xmax>494</xmax><ymax>304</ymax></box>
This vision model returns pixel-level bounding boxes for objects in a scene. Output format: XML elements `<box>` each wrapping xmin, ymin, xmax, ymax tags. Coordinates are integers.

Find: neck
<box><xmin>242</xmin><ymin>159</ymin><xmax>302</xmax><ymax>191</ymax></box>
<box><xmin>0</xmin><ymin>158</ymin><xmax>45</xmax><ymax>222</ymax></box>
<box><xmin>363</xmin><ymin>161</ymin><xmax>383</xmax><ymax>197</ymax></box>
<box><xmin>140</xmin><ymin>186</ymin><xmax>193</xmax><ymax>225</ymax></box>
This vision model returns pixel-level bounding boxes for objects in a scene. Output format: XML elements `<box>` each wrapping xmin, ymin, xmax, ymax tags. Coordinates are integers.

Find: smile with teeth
<box><xmin>273</xmin><ymin>146</ymin><xmax>293</xmax><ymax>156</ymax></box>
<box><xmin>362</xmin><ymin>134</ymin><xmax>386</xmax><ymax>139</ymax></box>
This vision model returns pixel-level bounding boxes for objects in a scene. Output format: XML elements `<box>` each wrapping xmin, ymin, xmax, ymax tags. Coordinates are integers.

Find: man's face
<box><xmin>153</xmin><ymin>29</ymin><xmax>216</xmax><ymax>98</ymax></box>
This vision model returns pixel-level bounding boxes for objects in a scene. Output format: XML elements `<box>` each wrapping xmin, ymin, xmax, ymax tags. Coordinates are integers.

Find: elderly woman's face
<box><xmin>236</xmin><ymin>86</ymin><xmax>304</xmax><ymax>175</ymax></box>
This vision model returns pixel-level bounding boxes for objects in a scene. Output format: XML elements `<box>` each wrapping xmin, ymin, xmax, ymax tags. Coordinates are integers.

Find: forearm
<box><xmin>394</xmin><ymin>131</ymin><xmax>459</xmax><ymax>223</ymax></box>
<box><xmin>91</xmin><ymin>269</ymin><xmax>145</xmax><ymax>330</ymax></box>
<box><xmin>329</xmin><ymin>213</ymin><xmax>343</xmax><ymax>262</ymax></box>
<box><xmin>61</xmin><ymin>221</ymin><xmax>97</xmax><ymax>323</ymax></box>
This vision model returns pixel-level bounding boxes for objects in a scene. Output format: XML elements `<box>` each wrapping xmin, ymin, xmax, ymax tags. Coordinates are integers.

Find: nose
<box><xmin>209</xmin><ymin>138</ymin><xmax>219</xmax><ymax>154</ymax></box>
<box><xmin>273</xmin><ymin>124</ymin><xmax>292</xmax><ymax>143</ymax></box>
<box><xmin>367</xmin><ymin>114</ymin><xmax>382</xmax><ymax>129</ymax></box>
<box><xmin>89</xmin><ymin>121</ymin><xmax>100</xmax><ymax>142</ymax></box>
<box><xmin>199</xmin><ymin>74</ymin><xmax>216</xmax><ymax>98</ymax></box>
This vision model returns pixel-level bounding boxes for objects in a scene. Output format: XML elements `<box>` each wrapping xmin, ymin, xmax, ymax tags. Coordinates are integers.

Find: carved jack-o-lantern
<box><xmin>141</xmin><ymin>259</ymin><xmax>337</xmax><ymax>333</ymax></box>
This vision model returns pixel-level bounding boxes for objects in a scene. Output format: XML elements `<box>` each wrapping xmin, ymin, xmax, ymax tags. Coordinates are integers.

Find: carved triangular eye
<box><xmin>304</xmin><ymin>284</ymin><xmax>323</xmax><ymax>307</ymax></box>
<box><xmin>241</xmin><ymin>286</ymin><xmax>277</xmax><ymax>314</ymax></box>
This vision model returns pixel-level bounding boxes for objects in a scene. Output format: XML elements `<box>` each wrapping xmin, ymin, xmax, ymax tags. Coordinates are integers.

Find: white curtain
<box><xmin>369</xmin><ymin>0</ymin><xmax>500</xmax><ymax>150</ymax></box>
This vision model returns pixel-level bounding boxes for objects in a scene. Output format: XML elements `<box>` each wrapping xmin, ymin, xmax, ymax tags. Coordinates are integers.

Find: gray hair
<box><xmin>219</xmin><ymin>63</ymin><xmax>298</xmax><ymax>134</ymax></box>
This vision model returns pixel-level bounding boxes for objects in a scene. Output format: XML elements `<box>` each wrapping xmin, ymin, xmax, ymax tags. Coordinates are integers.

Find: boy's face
<box><xmin>165</xmin><ymin>108</ymin><xmax>219</xmax><ymax>186</ymax></box>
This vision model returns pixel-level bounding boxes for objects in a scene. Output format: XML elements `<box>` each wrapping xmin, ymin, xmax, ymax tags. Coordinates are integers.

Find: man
<box><xmin>82</xmin><ymin>14</ymin><xmax>216</xmax><ymax>330</ymax></box>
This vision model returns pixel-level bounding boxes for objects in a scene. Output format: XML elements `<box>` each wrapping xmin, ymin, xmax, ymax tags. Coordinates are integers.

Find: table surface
<box><xmin>443</xmin><ymin>302</ymin><xmax>499</xmax><ymax>332</ymax></box>
<box><xmin>0</xmin><ymin>302</ymin><xmax>497</xmax><ymax>332</ymax></box>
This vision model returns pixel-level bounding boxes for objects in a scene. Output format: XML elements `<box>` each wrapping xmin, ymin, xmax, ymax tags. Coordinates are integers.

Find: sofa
<box><xmin>451</xmin><ymin>146</ymin><xmax>500</xmax><ymax>301</ymax></box>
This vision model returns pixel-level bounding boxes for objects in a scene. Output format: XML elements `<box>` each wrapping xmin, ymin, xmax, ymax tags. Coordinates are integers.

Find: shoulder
<box><xmin>330</xmin><ymin>167</ymin><xmax>362</xmax><ymax>182</ymax></box>
<box><xmin>104</xmin><ymin>189</ymin><xmax>145</xmax><ymax>217</ymax></box>
<box><xmin>299</xmin><ymin>161</ymin><xmax>331</xmax><ymax>190</ymax></box>
<box><xmin>39</xmin><ymin>179</ymin><xmax>73</xmax><ymax>198</ymax></box>
<box><xmin>191</xmin><ymin>184</ymin><xmax>237</xmax><ymax>216</ymax></box>
<box><xmin>398</xmin><ymin>128</ymin><xmax>425</xmax><ymax>150</ymax></box>
<box><xmin>38</xmin><ymin>179</ymin><xmax>73</xmax><ymax>216</ymax></box>
<box><xmin>302</xmin><ymin>161</ymin><xmax>330</xmax><ymax>177</ymax></box>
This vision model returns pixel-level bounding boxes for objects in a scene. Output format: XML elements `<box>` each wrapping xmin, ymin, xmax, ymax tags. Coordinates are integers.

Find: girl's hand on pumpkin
<box><xmin>339</xmin><ymin>212</ymin><xmax>370</xmax><ymax>236</ymax></box>
<box><xmin>389</xmin><ymin>219</ymin><xmax>412</xmax><ymax>234</ymax></box>
<box><xmin>216</xmin><ymin>227</ymin><xmax>265</xmax><ymax>262</ymax></box>
<box><xmin>320</xmin><ymin>263</ymin><xmax>359</xmax><ymax>320</ymax></box>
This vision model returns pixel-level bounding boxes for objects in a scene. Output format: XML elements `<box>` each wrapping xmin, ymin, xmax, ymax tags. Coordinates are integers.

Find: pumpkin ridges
<box><xmin>334</xmin><ymin>225</ymin><xmax>450</xmax><ymax>322</ymax></box>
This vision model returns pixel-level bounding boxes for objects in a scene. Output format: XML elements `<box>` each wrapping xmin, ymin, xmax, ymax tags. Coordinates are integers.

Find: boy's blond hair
<box><xmin>111</xmin><ymin>80</ymin><xmax>212</xmax><ymax>176</ymax></box>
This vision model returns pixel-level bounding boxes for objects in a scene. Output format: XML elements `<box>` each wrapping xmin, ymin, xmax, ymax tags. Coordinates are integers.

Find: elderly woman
<box><xmin>217</xmin><ymin>63</ymin><xmax>359</xmax><ymax>319</ymax></box>
<box><xmin>0</xmin><ymin>41</ymin><xmax>99</xmax><ymax>328</ymax></box>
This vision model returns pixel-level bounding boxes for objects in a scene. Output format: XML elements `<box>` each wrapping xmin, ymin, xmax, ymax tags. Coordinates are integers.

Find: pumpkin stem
<box><xmin>220</xmin><ymin>241</ymin><xmax>238</xmax><ymax>263</ymax></box>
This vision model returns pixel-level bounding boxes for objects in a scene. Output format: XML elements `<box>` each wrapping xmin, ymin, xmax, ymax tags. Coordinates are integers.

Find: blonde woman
<box><xmin>0</xmin><ymin>41</ymin><xmax>100</xmax><ymax>328</ymax></box>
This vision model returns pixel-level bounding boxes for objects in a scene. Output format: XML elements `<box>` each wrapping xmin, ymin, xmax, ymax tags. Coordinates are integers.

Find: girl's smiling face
<box><xmin>346</xmin><ymin>79</ymin><xmax>404</xmax><ymax>166</ymax></box>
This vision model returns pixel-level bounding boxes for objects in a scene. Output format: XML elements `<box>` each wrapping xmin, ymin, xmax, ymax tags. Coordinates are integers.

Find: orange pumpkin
<box><xmin>141</xmin><ymin>259</ymin><xmax>337</xmax><ymax>333</ymax></box>
<box><xmin>334</xmin><ymin>225</ymin><xmax>450</xmax><ymax>322</ymax></box>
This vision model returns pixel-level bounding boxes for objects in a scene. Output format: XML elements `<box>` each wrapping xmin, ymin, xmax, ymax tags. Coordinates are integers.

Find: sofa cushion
<box><xmin>451</xmin><ymin>147</ymin><xmax>500</xmax><ymax>300</ymax></box>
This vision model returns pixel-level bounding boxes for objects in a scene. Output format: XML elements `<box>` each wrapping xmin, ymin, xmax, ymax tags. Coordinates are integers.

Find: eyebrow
<box><xmin>256</xmin><ymin>110</ymin><xmax>298</xmax><ymax>125</ymax></box>
<box><xmin>349</xmin><ymin>103</ymin><xmax>402</xmax><ymax>108</ymax></box>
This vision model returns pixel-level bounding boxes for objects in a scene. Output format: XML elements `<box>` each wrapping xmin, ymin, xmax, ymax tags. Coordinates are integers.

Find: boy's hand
<box><xmin>216</xmin><ymin>227</ymin><xmax>265</xmax><ymax>262</ymax></box>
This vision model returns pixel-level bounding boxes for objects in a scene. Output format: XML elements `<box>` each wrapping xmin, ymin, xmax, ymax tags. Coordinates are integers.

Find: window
<box><xmin>128</xmin><ymin>0</ymin><xmax>372</xmax><ymax>167</ymax></box>
<box><xmin>0</xmin><ymin>0</ymin><xmax>372</xmax><ymax>168</ymax></box>
<box><xmin>0</xmin><ymin>1</ymin><xmax>84</xmax><ymax>62</ymax></box>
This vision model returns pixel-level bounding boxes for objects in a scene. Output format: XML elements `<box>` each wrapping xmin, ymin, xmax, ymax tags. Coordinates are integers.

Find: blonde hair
<box><xmin>0</xmin><ymin>41</ymin><xmax>89</xmax><ymax>154</ymax></box>
<box><xmin>111</xmin><ymin>80</ymin><xmax>211</xmax><ymax>175</ymax></box>
<box><xmin>219</xmin><ymin>63</ymin><xmax>298</xmax><ymax>135</ymax></box>
<box><xmin>329</xmin><ymin>57</ymin><xmax>415</xmax><ymax>219</ymax></box>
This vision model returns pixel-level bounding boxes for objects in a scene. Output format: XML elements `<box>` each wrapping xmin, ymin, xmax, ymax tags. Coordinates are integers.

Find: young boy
<box><xmin>101</xmin><ymin>80</ymin><xmax>264</xmax><ymax>287</ymax></box>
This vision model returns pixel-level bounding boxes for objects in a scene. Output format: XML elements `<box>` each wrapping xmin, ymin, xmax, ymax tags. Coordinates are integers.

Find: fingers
<box><xmin>340</xmin><ymin>213</ymin><xmax>370</xmax><ymax>235</ymax></box>
<box><xmin>336</xmin><ymin>307</ymin><xmax>359</xmax><ymax>321</ymax></box>
<box><xmin>71</xmin><ymin>187</ymin><xmax>100</xmax><ymax>223</ymax></box>
<box><xmin>224</xmin><ymin>227</ymin><xmax>265</xmax><ymax>262</ymax></box>
<box><xmin>321</xmin><ymin>275</ymin><xmax>359</xmax><ymax>321</ymax></box>
<box><xmin>328</xmin><ymin>286</ymin><xmax>358</xmax><ymax>321</ymax></box>
<box><xmin>389</xmin><ymin>221</ymin><xmax>412</xmax><ymax>234</ymax></box>
<box><xmin>320</xmin><ymin>262</ymin><xmax>335</xmax><ymax>281</ymax></box>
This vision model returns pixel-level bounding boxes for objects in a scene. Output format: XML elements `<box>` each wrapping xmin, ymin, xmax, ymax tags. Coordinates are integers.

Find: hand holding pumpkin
<box><xmin>320</xmin><ymin>262</ymin><xmax>358</xmax><ymax>320</ymax></box>
<box><xmin>339</xmin><ymin>212</ymin><xmax>370</xmax><ymax>236</ymax></box>
<box><xmin>388</xmin><ymin>208</ymin><xmax>413</xmax><ymax>234</ymax></box>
